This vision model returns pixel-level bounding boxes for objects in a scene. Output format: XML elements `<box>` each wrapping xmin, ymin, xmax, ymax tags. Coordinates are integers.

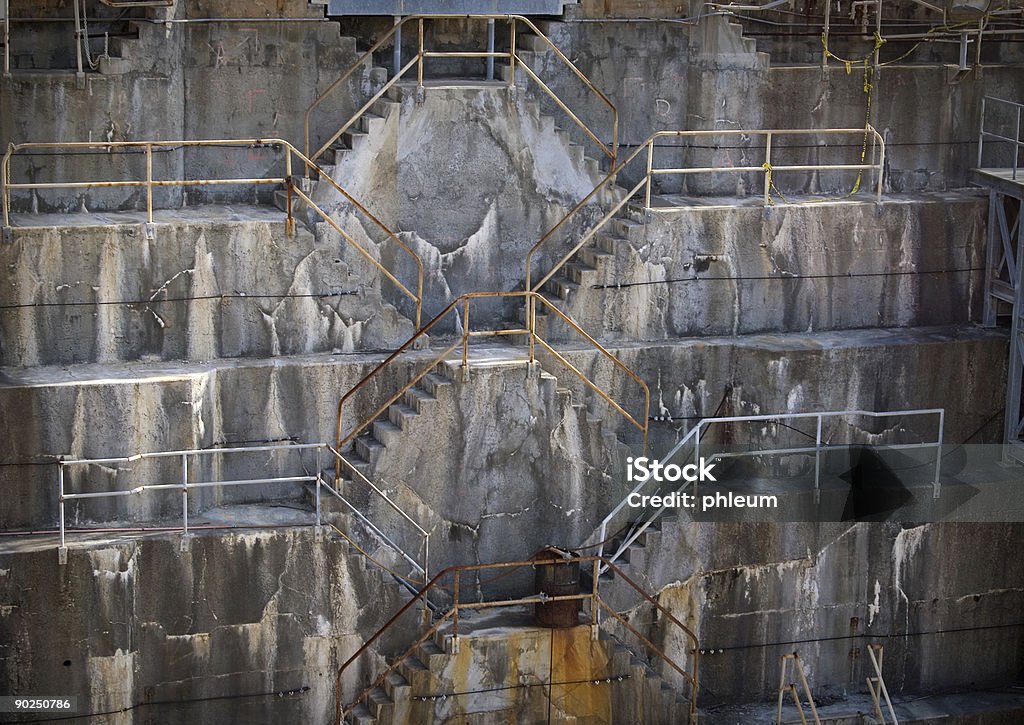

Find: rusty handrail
<box><xmin>532</xmin><ymin>294</ymin><xmax>649</xmax><ymax>452</ymax></box>
<box><xmin>335</xmin><ymin>555</ymin><xmax>698</xmax><ymax>725</ymax></box>
<box><xmin>0</xmin><ymin>138</ymin><xmax>423</xmax><ymax>328</ymax></box>
<box><xmin>336</xmin><ymin>290</ymin><xmax>647</xmax><ymax>468</ymax></box>
<box><xmin>526</xmin><ymin>127</ymin><xmax>886</xmax><ymax>305</ymax></box>
<box><xmin>335</xmin><ymin>290</ymin><xmax>531</xmax><ymax>459</ymax></box>
<box><xmin>303</xmin><ymin>15</ymin><xmax>617</xmax><ymax>173</ymax></box>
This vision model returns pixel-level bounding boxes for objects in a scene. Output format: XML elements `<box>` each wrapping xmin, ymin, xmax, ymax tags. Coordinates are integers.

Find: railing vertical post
<box><xmin>873</xmin><ymin>0</ymin><xmax>882</xmax><ymax>76</ymax></box>
<box><xmin>58</xmin><ymin>463</ymin><xmax>67</xmax><ymax>558</ymax></box>
<box><xmin>284</xmin><ymin>147</ymin><xmax>294</xmax><ymax>237</ymax></box>
<box><xmin>72</xmin><ymin>0</ymin><xmax>84</xmax><ymax>82</ymax></box>
<box><xmin>393</xmin><ymin>16</ymin><xmax>402</xmax><ymax>78</ymax></box>
<box><xmin>876</xmin><ymin>132</ymin><xmax>885</xmax><ymax>203</ymax></box>
<box><xmin>814</xmin><ymin>414</ymin><xmax>823</xmax><ymax>504</ymax></box>
<box><xmin>181</xmin><ymin>453</ymin><xmax>189</xmax><ymax>535</ymax></box>
<box><xmin>3</xmin><ymin>0</ymin><xmax>10</xmax><ymax>76</ymax></box>
<box><xmin>2</xmin><ymin>147</ymin><xmax>10</xmax><ymax>230</ymax></box>
<box><xmin>590</xmin><ymin>557</ymin><xmax>600</xmax><ymax>637</ymax></box>
<box><xmin>315</xmin><ymin>447</ymin><xmax>322</xmax><ymax>530</ymax></box>
<box><xmin>508</xmin><ymin>18</ymin><xmax>517</xmax><ymax>90</ymax></box>
<box><xmin>417</xmin><ymin>18</ymin><xmax>424</xmax><ymax>91</ymax></box>
<box><xmin>822</xmin><ymin>0</ymin><xmax>831</xmax><ymax>73</ymax></box>
<box><xmin>486</xmin><ymin>19</ymin><xmax>495</xmax><ymax>81</ymax></box>
<box><xmin>934</xmin><ymin>409</ymin><xmax>944</xmax><ymax>499</ymax></box>
<box><xmin>644</xmin><ymin>139</ymin><xmax>654</xmax><ymax>211</ymax></box>
<box><xmin>461</xmin><ymin>297</ymin><xmax>470</xmax><ymax>378</ymax></box>
<box><xmin>978</xmin><ymin>97</ymin><xmax>986</xmax><ymax>168</ymax></box>
<box><xmin>145</xmin><ymin>143</ymin><xmax>154</xmax><ymax>224</ymax></box>
<box><xmin>452</xmin><ymin>569</ymin><xmax>461</xmax><ymax>654</ymax></box>
<box><xmin>764</xmin><ymin>132</ymin><xmax>773</xmax><ymax>206</ymax></box>
<box><xmin>1014</xmin><ymin>106</ymin><xmax>1021</xmax><ymax>181</ymax></box>
<box><xmin>527</xmin><ymin>293</ymin><xmax>536</xmax><ymax>364</ymax></box>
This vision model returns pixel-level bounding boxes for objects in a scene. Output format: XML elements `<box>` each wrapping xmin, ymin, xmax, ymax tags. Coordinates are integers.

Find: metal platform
<box><xmin>321</xmin><ymin>0</ymin><xmax>576</xmax><ymax>15</ymax></box>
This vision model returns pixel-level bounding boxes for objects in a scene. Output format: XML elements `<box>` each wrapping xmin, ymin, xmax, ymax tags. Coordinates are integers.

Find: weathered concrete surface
<box><xmin>601</xmin><ymin>521</ymin><xmax>1024</xmax><ymax>707</ymax></box>
<box><xmin>0</xmin><ymin>527</ymin><xmax>417</xmax><ymax>724</ymax></box>
<box><xmin>0</xmin><ymin>327</ymin><xmax>1006</xmax><ymax>544</ymax></box>
<box><xmin>546</xmin><ymin>192</ymin><xmax>986</xmax><ymax>341</ymax></box>
<box><xmin>313</xmin><ymin>85</ymin><xmax>610</xmax><ymax>324</ymax></box>
<box><xmin>0</xmin><ymin>210</ymin><xmax>414</xmax><ymax>366</ymax></box>
<box><xmin>0</xmin><ymin>10</ymin><xmax>364</xmax><ymax>211</ymax></box>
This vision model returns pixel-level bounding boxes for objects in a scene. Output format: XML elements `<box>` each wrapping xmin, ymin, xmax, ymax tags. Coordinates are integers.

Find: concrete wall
<box><xmin>0</xmin><ymin>217</ymin><xmax>414</xmax><ymax>366</ymax></box>
<box><xmin>615</xmin><ymin>520</ymin><xmax>1024</xmax><ymax>705</ymax></box>
<box><xmin>550</xmin><ymin>192</ymin><xmax>986</xmax><ymax>341</ymax></box>
<box><xmin>314</xmin><ymin>85</ymin><xmax>609</xmax><ymax>323</ymax></box>
<box><xmin>1</xmin><ymin>326</ymin><xmax>1005</xmax><ymax>538</ymax></box>
<box><xmin>0</xmin><ymin>528</ymin><xmax>418</xmax><ymax>724</ymax></box>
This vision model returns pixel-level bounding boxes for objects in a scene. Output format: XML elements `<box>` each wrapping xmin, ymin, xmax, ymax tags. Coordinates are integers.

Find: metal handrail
<box><xmin>56</xmin><ymin>442</ymin><xmax>430</xmax><ymax>596</ymax></box>
<box><xmin>334</xmin><ymin>555</ymin><xmax>699</xmax><ymax>725</ymax></box>
<box><xmin>526</xmin><ymin>126</ymin><xmax>886</xmax><ymax>306</ymax></box>
<box><xmin>977</xmin><ymin>95</ymin><xmax>1023</xmax><ymax>181</ymax></box>
<box><xmin>532</xmin><ymin>293</ymin><xmax>650</xmax><ymax>450</ymax></box>
<box><xmin>303</xmin><ymin>14</ymin><xmax>617</xmax><ymax>173</ymax></box>
<box><xmin>592</xmin><ymin>407</ymin><xmax>944</xmax><ymax>568</ymax></box>
<box><xmin>0</xmin><ymin>138</ymin><xmax>423</xmax><ymax>327</ymax></box>
<box><xmin>336</xmin><ymin>290</ymin><xmax>649</xmax><ymax>469</ymax></box>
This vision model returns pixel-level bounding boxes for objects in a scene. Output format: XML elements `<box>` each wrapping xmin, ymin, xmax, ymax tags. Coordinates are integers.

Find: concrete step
<box><xmin>371</xmin><ymin>419</ymin><xmax>403</xmax><ymax>448</ymax></box>
<box><xmin>382</xmin><ymin>670</ymin><xmax>412</xmax><ymax>703</ymax></box>
<box><xmin>366</xmin><ymin>685</ymin><xmax>394</xmax><ymax>721</ymax></box>
<box><xmin>388</xmin><ymin>401</ymin><xmax>420</xmax><ymax>429</ymax></box>
<box><xmin>420</xmin><ymin>372</ymin><xmax>454</xmax><ymax>398</ymax></box>
<box><xmin>403</xmin><ymin>387</ymin><xmax>439</xmax><ymax>415</ymax></box>
<box><xmin>354</xmin><ymin>434</ymin><xmax>385</xmax><ymax>465</ymax></box>
<box><xmin>397</xmin><ymin>655</ymin><xmax>432</xmax><ymax>692</ymax></box>
<box><xmin>414</xmin><ymin>638</ymin><xmax>449</xmax><ymax>673</ymax></box>
<box><xmin>347</xmin><ymin>702</ymin><xmax>375</xmax><ymax>725</ymax></box>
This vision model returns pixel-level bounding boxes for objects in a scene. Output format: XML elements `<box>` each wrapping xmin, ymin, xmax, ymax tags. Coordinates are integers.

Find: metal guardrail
<box><xmin>591</xmin><ymin>408</ymin><xmax>944</xmax><ymax>569</ymax></box>
<box><xmin>0</xmin><ymin>138</ymin><xmax>423</xmax><ymax>327</ymax></box>
<box><xmin>526</xmin><ymin>126</ymin><xmax>886</xmax><ymax>300</ymax></box>
<box><xmin>978</xmin><ymin>95</ymin><xmax>1023</xmax><ymax>181</ymax></box>
<box><xmin>304</xmin><ymin>14</ymin><xmax>617</xmax><ymax>174</ymax></box>
<box><xmin>55</xmin><ymin>442</ymin><xmax>430</xmax><ymax>599</ymax></box>
<box><xmin>335</xmin><ymin>290</ymin><xmax>649</xmax><ymax>461</ymax></box>
<box><xmin>334</xmin><ymin>555</ymin><xmax>699</xmax><ymax>725</ymax></box>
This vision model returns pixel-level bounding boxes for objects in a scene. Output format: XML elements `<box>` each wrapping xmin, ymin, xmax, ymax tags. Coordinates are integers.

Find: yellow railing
<box><xmin>526</xmin><ymin>126</ymin><xmax>886</xmax><ymax>301</ymax></box>
<box><xmin>1</xmin><ymin>138</ymin><xmax>423</xmax><ymax>328</ymax></box>
<box><xmin>334</xmin><ymin>556</ymin><xmax>699</xmax><ymax>725</ymax></box>
<box><xmin>335</xmin><ymin>290</ymin><xmax>649</xmax><ymax>467</ymax></box>
<box><xmin>304</xmin><ymin>14</ymin><xmax>617</xmax><ymax>175</ymax></box>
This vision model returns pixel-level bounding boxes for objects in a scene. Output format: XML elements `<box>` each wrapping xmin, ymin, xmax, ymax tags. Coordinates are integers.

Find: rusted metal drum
<box><xmin>533</xmin><ymin>547</ymin><xmax>581</xmax><ymax>628</ymax></box>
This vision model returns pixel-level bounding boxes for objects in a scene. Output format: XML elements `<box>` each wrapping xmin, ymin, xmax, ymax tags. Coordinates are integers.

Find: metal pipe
<box><xmin>181</xmin><ymin>453</ymin><xmax>188</xmax><ymax>536</ymax></box>
<box><xmin>462</xmin><ymin>297</ymin><xmax>470</xmax><ymax>371</ymax></box>
<box><xmin>764</xmin><ymin>131</ymin><xmax>773</xmax><ymax>205</ymax></box>
<box><xmin>393</xmin><ymin>16</ymin><xmax>401</xmax><ymax>77</ymax></box>
<box><xmin>417</xmin><ymin>18</ymin><xmax>424</xmax><ymax>90</ymax></box>
<box><xmin>58</xmin><ymin>464</ymin><xmax>66</xmax><ymax>550</ymax></box>
<box><xmin>72</xmin><ymin>0</ymin><xmax>84</xmax><ymax>80</ymax></box>
<box><xmin>145</xmin><ymin>143</ymin><xmax>153</xmax><ymax>223</ymax></box>
<box><xmin>1015</xmin><ymin>106</ymin><xmax>1021</xmax><ymax>180</ymax></box>
<box><xmin>645</xmin><ymin>139</ymin><xmax>654</xmax><ymax>210</ymax></box>
<box><xmin>486</xmin><ymin>18</ymin><xmax>495</xmax><ymax>80</ymax></box>
<box><xmin>508</xmin><ymin>18</ymin><xmax>516</xmax><ymax>88</ymax></box>
<box><xmin>3</xmin><ymin>0</ymin><xmax>10</xmax><ymax>76</ymax></box>
<box><xmin>978</xmin><ymin>96</ymin><xmax>987</xmax><ymax>168</ymax></box>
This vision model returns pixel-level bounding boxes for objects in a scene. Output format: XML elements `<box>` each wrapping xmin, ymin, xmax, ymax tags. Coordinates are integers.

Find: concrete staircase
<box><xmin>342</xmin><ymin>613</ymin><xmax>694</xmax><ymax>724</ymax></box>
